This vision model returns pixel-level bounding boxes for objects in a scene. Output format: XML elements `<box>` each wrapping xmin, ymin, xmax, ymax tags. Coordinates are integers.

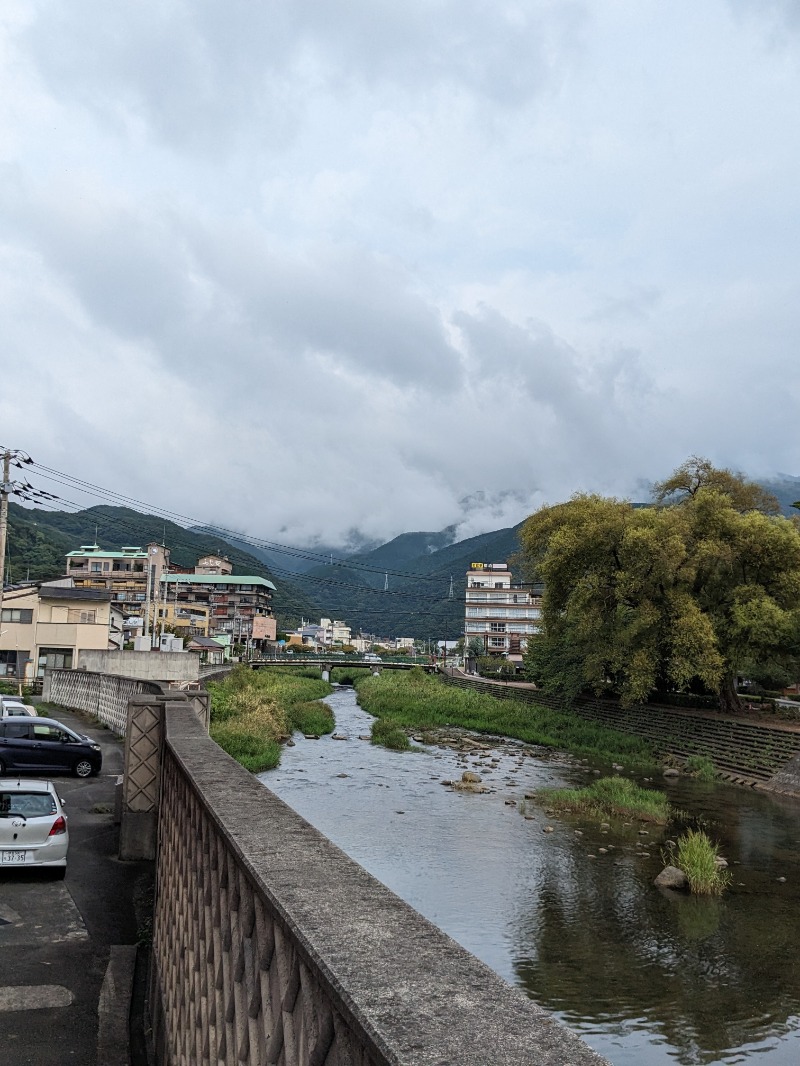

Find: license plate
<box><xmin>1</xmin><ymin>850</ymin><xmax>30</xmax><ymax>864</ymax></box>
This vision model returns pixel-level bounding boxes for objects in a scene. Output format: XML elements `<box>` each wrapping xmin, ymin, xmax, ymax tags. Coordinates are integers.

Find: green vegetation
<box><xmin>673</xmin><ymin>830</ymin><xmax>731</xmax><ymax>895</ymax></box>
<box><xmin>685</xmin><ymin>754</ymin><xmax>717</xmax><ymax>781</ymax></box>
<box><xmin>536</xmin><ymin>776</ymin><xmax>670</xmax><ymax>823</ymax></box>
<box><xmin>520</xmin><ymin>457</ymin><xmax>800</xmax><ymax>713</ymax></box>
<box><xmin>354</xmin><ymin>668</ymin><xmax>658</xmax><ymax>768</ymax></box>
<box><xmin>208</xmin><ymin>666</ymin><xmax>334</xmax><ymax>772</ymax></box>
<box><xmin>371</xmin><ymin>718</ymin><xmax>411</xmax><ymax>751</ymax></box>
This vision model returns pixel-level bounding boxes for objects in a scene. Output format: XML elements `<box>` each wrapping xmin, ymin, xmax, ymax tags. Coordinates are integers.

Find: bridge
<box><xmin>249</xmin><ymin>656</ymin><xmax>435</xmax><ymax>681</ymax></box>
<box><xmin>42</xmin><ymin>666</ymin><xmax>608</xmax><ymax>1066</ymax></box>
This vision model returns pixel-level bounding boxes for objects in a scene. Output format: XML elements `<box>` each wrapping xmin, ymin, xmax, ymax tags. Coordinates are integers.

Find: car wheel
<box><xmin>0</xmin><ymin>758</ymin><xmax>5</xmax><ymax>775</ymax></box>
<box><xmin>73</xmin><ymin>758</ymin><xmax>94</xmax><ymax>778</ymax></box>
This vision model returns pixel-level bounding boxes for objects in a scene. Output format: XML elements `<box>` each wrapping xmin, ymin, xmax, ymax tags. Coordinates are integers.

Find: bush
<box><xmin>477</xmin><ymin>656</ymin><xmax>517</xmax><ymax>679</ymax></box>
<box><xmin>371</xmin><ymin>719</ymin><xmax>410</xmax><ymax>751</ymax></box>
<box><xmin>673</xmin><ymin>830</ymin><xmax>730</xmax><ymax>895</ymax></box>
<box><xmin>685</xmin><ymin>754</ymin><xmax>717</xmax><ymax>781</ymax></box>
<box><xmin>289</xmin><ymin>700</ymin><xmax>335</xmax><ymax>736</ymax></box>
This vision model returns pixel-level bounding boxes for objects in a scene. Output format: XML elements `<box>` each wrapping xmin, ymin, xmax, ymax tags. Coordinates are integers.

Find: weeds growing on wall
<box><xmin>353</xmin><ymin>668</ymin><xmax>659</xmax><ymax>768</ymax></box>
<box><xmin>207</xmin><ymin>665</ymin><xmax>334</xmax><ymax>772</ymax></box>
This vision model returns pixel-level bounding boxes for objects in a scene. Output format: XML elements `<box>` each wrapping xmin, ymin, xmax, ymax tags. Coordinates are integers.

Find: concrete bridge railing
<box><xmin>149</xmin><ymin>702</ymin><xmax>608</xmax><ymax>1066</ymax></box>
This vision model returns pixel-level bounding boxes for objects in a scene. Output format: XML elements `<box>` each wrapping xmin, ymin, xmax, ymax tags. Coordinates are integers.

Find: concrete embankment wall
<box><xmin>78</xmin><ymin>649</ymin><xmax>200</xmax><ymax>682</ymax></box>
<box><xmin>151</xmin><ymin>703</ymin><xmax>609</xmax><ymax>1066</ymax></box>
<box><xmin>440</xmin><ymin>673</ymin><xmax>800</xmax><ymax>792</ymax></box>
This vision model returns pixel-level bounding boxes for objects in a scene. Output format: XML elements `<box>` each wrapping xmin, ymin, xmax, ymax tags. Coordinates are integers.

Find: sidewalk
<box><xmin>0</xmin><ymin>705</ymin><xmax>154</xmax><ymax>1066</ymax></box>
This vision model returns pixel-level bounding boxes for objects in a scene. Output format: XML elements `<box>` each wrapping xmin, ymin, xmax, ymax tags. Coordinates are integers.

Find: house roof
<box><xmin>186</xmin><ymin>636</ymin><xmax>225</xmax><ymax>649</ymax></box>
<box><xmin>160</xmin><ymin>574</ymin><xmax>276</xmax><ymax>591</ymax></box>
<box><xmin>39</xmin><ymin>586</ymin><xmax>111</xmax><ymax>602</ymax></box>
<box><xmin>66</xmin><ymin>545</ymin><xmax>150</xmax><ymax>559</ymax></box>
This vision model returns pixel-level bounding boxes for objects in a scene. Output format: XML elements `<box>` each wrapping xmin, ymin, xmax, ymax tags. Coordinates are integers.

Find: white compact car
<box><xmin>0</xmin><ymin>779</ymin><xmax>68</xmax><ymax>878</ymax></box>
<box><xmin>0</xmin><ymin>696</ymin><xmax>37</xmax><ymax>717</ymax></box>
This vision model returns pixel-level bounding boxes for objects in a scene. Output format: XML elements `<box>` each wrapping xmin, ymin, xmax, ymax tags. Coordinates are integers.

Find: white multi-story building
<box><xmin>464</xmin><ymin>562</ymin><xmax>542</xmax><ymax>661</ymax></box>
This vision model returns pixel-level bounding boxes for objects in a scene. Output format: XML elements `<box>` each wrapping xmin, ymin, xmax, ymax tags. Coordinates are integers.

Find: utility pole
<box><xmin>0</xmin><ymin>449</ymin><xmax>13</xmax><ymax>623</ymax></box>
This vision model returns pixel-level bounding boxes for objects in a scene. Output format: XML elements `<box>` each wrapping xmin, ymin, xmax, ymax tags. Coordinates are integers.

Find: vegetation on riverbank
<box><xmin>536</xmin><ymin>776</ymin><xmax>670</xmax><ymax>822</ymax></box>
<box><xmin>672</xmin><ymin>830</ymin><xmax>731</xmax><ymax>895</ymax></box>
<box><xmin>207</xmin><ymin>666</ymin><xmax>334</xmax><ymax>771</ymax></box>
<box><xmin>354</xmin><ymin>668</ymin><xmax>658</xmax><ymax>767</ymax></box>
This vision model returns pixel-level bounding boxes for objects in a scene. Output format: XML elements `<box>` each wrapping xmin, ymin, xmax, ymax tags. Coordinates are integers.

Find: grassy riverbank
<box><xmin>354</xmin><ymin>669</ymin><xmax>659</xmax><ymax>768</ymax></box>
<box><xmin>207</xmin><ymin>666</ymin><xmax>334</xmax><ymax>771</ymax></box>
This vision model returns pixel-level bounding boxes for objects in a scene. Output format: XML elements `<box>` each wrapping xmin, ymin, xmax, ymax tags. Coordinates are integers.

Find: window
<box><xmin>490</xmin><ymin>622</ymin><xmax>506</xmax><ymax>632</ymax></box>
<box><xmin>91</xmin><ymin>562</ymin><xmax>102</xmax><ymax>572</ymax></box>
<box><xmin>103</xmin><ymin>562</ymin><xmax>110</xmax><ymax>571</ymax></box>
<box><xmin>489</xmin><ymin>637</ymin><xmax>506</xmax><ymax>648</ymax></box>
<box><xmin>37</xmin><ymin>648</ymin><xmax>73</xmax><ymax>675</ymax></box>
<box><xmin>3</xmin><ymin>722</ymin><xmax>31</xmax><ymax>739</ymax></box>
<box><xmin>1</xmin><ymin>609</ymin><xmax>33</xmax><ymax>624</ymax></box>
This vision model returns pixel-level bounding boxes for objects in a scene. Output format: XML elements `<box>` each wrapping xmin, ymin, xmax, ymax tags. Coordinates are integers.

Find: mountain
<box><xmin>5</xmin><ymin>503</ymin><xmax>319</xmax><ymax>628</ymax></box>
<box><xmin>758</xmin><ymin>475</ymin><xmax>800</xmax><ymax>516</ymax></box>
<box><xmin>291</xmin><ymin>522</ymin><xmax>526</xmax><ymax>640</ymax></box>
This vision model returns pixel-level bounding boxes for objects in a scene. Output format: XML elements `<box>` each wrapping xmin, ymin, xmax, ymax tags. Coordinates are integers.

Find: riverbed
<box><xmin>258</xmin><ymin>684</ymin><xmax>800</xmax><ymax>1066</ymax></box>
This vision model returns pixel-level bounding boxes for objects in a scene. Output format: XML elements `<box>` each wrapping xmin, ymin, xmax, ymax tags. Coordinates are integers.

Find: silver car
<box><xmin>0</xmin><ymin>696</ymin><xmax>37</xmax><ymax>717</ymax></box>
<box><xmin>0</xmin><ymin>779</ymin><xmax>68</xmax><ymax>878</ymax></box>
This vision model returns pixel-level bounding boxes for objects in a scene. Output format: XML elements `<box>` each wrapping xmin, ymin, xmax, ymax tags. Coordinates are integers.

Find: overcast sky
<box><xmin>3</xmin><ymin>1</ymin><xmax>800</xmax><ymax>548</ymax></box>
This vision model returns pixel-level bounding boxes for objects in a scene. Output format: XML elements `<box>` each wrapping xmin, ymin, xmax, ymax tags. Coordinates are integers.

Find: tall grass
<box><xmin>207</xmin><ymin>665</ymin><xmax>334</xmax><ymax>772</ymax></box>
<box><xmin>674</xmin><ymin>830</ymin><xmax>730</xmax><ymax>895</ymax></box>
<box><xmin>537</xmin><ymin>776</ymin><xmax>670</xmax><ymax>822</ymax></box>
<box><xmin>354</xmin><ymin>668</ymin><xmax>658</xmax><ymax>768</ymax></box>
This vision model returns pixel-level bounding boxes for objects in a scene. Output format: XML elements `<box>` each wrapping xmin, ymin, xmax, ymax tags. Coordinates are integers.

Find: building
<box><xmin>464</xmin><ymin>562</ymin><xmax>542</xmax><ymax>662</ymax></box>
<box><xmin>0</xmin><ymin>580</ymin><xmax>124</xmax><ymax>682</ymax></box>
<box><xmin>161</xmin><ymin>564</ymin><xmax>277</xmax><ymax>646</ymax></box>
<box><xmin>155</xmin><ymin>601</ymin><xmax>211</xmax><ymax>638</ymax></box>
<box><xmin>65</xmin><ymin>543</ymin><xmax>171</xmax><ymax>631</ymax></box>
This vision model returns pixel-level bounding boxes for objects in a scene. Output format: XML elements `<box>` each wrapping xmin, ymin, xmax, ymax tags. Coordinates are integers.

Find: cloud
<box><xmin>1</xmin><ymin>1</ymin><xmax>800</xmax><ymax>553</ymax></box>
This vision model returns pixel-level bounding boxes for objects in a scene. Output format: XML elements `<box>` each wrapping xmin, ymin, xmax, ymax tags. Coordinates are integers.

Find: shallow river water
<box><xmin>258</xmin><ymin>685</ymin><xmax>800</xmax><ymax>1066</ymax></box>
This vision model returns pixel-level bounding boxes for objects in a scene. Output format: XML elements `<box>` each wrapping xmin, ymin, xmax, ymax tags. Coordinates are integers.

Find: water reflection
<box><xmin>259</xmin><ymin>686</ymin><xmax>800</xmax><ymax>1066</ymax></box>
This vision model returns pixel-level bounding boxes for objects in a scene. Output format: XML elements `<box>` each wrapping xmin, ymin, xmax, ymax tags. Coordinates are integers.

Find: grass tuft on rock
<box><xmin>674</xmin><ymin>829</ymin><xmax>730</xmax><ymax>895</ymax></box>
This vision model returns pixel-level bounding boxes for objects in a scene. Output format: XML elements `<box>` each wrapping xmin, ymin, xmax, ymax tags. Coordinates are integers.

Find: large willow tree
<box><xmin>520</xmin><ymin>458</ymin><xmax>800</xmax><ymax>712</ymax></box>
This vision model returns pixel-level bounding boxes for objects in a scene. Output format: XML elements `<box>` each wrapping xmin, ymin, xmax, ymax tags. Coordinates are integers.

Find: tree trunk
<box><xmin>718</xmin><ymin>673</ymin><xmax>741</xmax><ymax>715</ymax></box>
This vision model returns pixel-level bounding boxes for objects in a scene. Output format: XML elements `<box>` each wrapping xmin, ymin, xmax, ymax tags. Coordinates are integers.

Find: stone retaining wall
<box><xmin>440</xmin><ymin>673</ymin><xmax>800</xmax><ymax>791</ymax></box>
<box><xmin>150</xmin><ymin>704</ymin><xmax>609</xmax><ymax>1066</ymax></box>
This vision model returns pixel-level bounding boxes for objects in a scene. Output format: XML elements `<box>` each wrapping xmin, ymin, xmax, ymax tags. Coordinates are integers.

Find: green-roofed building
<box><xmin>161</xmin><ymin>554</ymin><xmax>277</xmax><ymax>646</ymax></box>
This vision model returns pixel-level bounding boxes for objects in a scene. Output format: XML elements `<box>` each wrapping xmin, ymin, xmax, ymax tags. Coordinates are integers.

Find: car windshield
<box><xmin>0</xmin><ymin>792</ymin><xmax>57</xmax><ymax>817</ymax></box>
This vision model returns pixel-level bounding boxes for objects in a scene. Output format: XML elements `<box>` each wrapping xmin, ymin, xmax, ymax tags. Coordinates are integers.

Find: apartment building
<box><xmin>464</xmin><ymin>562</ymin><xmax>542</xmax><ymax>661</ymax></box>
<box><xmin>161</xmin><ymin>563</ymin><xmax>277</xmax><ymax>644</ymax></box>
<box><xmin>65</xmin><ymin>543</ymin><xmax>171</xmax><ymax>627</ymax></box>
<box><xmin>0</xmin><ymin>581</ymin><xmax>124</xmax><ymax>681</ymax></box>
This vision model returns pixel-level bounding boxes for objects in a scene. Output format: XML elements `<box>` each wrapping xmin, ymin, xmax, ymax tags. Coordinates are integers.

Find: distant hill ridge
<box><xmin>8</xmin><ymin>473</ymin><xmax>798</xmax><ymax>639</ymax></box>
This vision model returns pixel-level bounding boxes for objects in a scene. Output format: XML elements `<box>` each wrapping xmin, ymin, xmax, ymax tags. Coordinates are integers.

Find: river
<box><xmin>258</xmin><ymin>684</ymin><xmax>800</xmax><ymax>1066</ymax></box>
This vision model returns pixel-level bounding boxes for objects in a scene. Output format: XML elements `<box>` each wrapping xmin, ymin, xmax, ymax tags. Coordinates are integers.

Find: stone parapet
<box><xmin>150</xmin><ymin>705</ymin><xmax>609</xmax><ymax>1066</ymax></box>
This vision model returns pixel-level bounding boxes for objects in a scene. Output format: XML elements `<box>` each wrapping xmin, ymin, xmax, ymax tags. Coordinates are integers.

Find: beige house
<box><xmin>0</xmin><ymin>581</ymin><xmax>124</xmax><ymax>682</ymax></box>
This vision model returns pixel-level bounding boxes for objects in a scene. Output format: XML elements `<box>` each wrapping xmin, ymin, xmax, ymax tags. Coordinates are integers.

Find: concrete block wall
<box><xmin>150</xmin><ymin>704</ymin><xmax>609</xmax><ymax>1066</ymax></box>
<box><xmin>44</xmin><ymin>668</ymin><xmax>166</xmax><ymax>735</ymax></box>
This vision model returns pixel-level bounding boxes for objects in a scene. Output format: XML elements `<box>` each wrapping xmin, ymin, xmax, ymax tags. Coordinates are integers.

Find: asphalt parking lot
<box><xmin>0</xmin><ymin>705</ymin><xmax>154</xmax><ymax>1066</ymax></box>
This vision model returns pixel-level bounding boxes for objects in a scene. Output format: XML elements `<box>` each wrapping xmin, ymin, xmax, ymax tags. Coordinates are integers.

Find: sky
<box><xmin>3</xmin><ymin>1</ymin><xmax>800</xmax><ymax>549</ymax></box>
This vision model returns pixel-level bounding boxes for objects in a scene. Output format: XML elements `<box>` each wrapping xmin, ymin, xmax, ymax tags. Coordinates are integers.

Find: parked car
<box><xmin>0</xmin><ymin>696</ymin><xmax>37</xmax><ymax>717</ymax></box>
<box><xmin>0</xmin><ymin>717</ymin><xmax>102</xmax><ymax>778</ymax></box>
<box><xmin>363</xmin><ymin>654</ymin><xmax>383</xmax><ymax>662</ymax></box>
<box><xmin>0</xmin><ymin>778</ymin><xmax>68</xmax><ymax>878</ymax></box>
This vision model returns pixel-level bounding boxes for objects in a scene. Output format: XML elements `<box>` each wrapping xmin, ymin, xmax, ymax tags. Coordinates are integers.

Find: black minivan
<box><xmin>0</xmin><ymin>716</ymin><xmax>103</xmax><ymax>778</ymax></box>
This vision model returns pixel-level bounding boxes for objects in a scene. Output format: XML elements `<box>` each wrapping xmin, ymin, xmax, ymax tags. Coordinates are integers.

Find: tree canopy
<box><xmin>520</xmin><ymin>459</ymin><xmax>800</xmax><ymax>712</ymax></box>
